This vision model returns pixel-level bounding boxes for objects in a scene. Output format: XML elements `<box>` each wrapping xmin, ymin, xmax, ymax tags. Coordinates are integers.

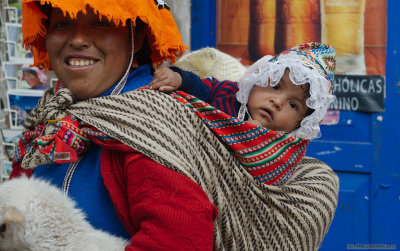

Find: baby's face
<box><xmin>247</xmin><ymin>69</ymin><xmax>310</xmax><ymax>133</ymax></box>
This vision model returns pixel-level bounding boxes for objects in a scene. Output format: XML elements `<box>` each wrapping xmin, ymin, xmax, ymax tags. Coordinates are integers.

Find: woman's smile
<box><xmin>63</xmin><ymin>54</ymin><xmax>100</xmax><ymax>72</ymax></box>
<box><xmin>66</xmin><ymin>58</ymin><xmax>97</xmax><ymax>67</ymax></box>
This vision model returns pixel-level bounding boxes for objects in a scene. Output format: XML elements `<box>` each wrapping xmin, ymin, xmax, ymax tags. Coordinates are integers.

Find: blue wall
<box><xmin>372</xmin><ymin>0</ymin><xmax>400</xmax><ymax>245</ymax></box>
<box><xmin>191</xmin><ymin>0</ymin><xmax>216</xmax><ymax>50</ymax></box>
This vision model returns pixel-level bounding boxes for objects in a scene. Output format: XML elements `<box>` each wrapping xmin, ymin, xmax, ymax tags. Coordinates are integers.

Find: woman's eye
<box><xmin>95</xmin><ymin>20</ymin><xmax>113</xmax><ymax>27</ymax></box>
<box><xmin>289</xmin><ymin>101</ymin><xmax>297</xmax><ymax>110</ymax></box>
<box><xmin>51</xmin><ymin>22</ymin><xmax>69</xmax><ymax>28</ymax></box>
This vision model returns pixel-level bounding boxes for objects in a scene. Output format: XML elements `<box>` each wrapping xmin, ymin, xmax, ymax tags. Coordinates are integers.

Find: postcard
<box><xmin>7</xmin><ymin>89</ymin><xmax>44</xmax><ymax>128</ymax></box>
<box><xmin>5</xmin><ymin>23</ymin><xmax>33</xmax><ymax>60</ymax></box>
<box><xmin>1</xmin><ymin>128</ymin><xmax>22</xmax><ymax>160</ymax></box>
<box><xmin>3</xmin><ymin>161</ymin><xmax>13</xmax><ymax>178</ymax></box>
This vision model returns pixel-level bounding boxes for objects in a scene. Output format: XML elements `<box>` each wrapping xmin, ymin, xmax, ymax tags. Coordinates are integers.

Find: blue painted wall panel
<box><xmin>319</xmin><ymin>173</ymin><xmax>371</xmax><ymax>251</ymax></box>
<box><xmin>307</xmin><ymin>141</ymin><xmax>372</xmax><ymax>173</ymax></box>
<box><xmin>317</xmin><ymin>111</ymin><xmax>371</xmax><ymax>142</ymax></box>
<box><xmin>191</xmin><ymin>0</ymin><xmax>216</xmax><ymax>50</ymax></box>
<box><xmin>370</xmin><ymin>0</ymin><xmax>400</xmax><ymax>247</ymax></box>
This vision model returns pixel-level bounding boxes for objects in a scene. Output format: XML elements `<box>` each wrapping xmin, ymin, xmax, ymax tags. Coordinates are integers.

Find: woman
<box><xmin>11</xmin><ymin>0</ymin><xmax>339</xmax><ymax>250</ymax></box>
<box><xmin>12</xmin><ymin>0</ymin><xmax>216</xmax><ymax>249</ymax></box>
<box><xmin>21</xmin><ymin>65</ymin><xmax>49</xmax><ymax>90</ymax></box>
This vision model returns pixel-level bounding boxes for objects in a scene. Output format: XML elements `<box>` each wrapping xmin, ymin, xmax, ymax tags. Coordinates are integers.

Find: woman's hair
<box><xmin>133</xmin><ymin>19</ymin><xmax>155</xmax><ymax>74</ymax></box>
<box><xmin>22</xmin><ymin>68</ymin><xmax>38</xmax><ymax>77</ymax></box>
<box><xmin>38</xmin><ymin>3</ymin><xmax>52</xmax><ymax>27</ymax></box>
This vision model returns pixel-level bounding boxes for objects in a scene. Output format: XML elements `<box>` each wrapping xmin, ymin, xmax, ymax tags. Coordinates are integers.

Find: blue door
<box><xmin>191</xmin><ymin>0</ymin><xmax>400</xmax><ymax>249</ymax></box>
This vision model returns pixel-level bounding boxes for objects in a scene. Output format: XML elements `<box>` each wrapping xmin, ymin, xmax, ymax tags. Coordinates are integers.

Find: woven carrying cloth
<box><xmin>14</xmin><ymin>87</ymin><xmax>309</xmax><ymax>185</ymax></box>
<box><xmin>170</xmin><ymin>91</ymin><xmax>309</xmax><ymax>185</ymax></box>
<box><xmin>14</xmin><ymin>89</ymin><xmax>339</xmax><ymax>250</ymax></box>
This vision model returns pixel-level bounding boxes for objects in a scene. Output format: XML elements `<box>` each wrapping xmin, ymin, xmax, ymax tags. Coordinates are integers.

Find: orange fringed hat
<box><xmin>21</xmin><ymin>0</ymin><xmax>186</xmax><ymax>69</ymax></box>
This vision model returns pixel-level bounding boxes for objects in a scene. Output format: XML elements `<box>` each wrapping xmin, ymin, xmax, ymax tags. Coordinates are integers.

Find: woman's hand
<box><xmin>148</xmin><ymin>68</ymin><xmax>182</xmax><ymax>92</ymax></box>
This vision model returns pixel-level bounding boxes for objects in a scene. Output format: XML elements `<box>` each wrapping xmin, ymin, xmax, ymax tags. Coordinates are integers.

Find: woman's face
<box><xmin>45</xmin><ymin>7</ymin><xmax>130</xmax><ymax>100</ymax></box>
<box><xmin>23</xmin><ymin>72</ymin><xmax>42</xmax><ymax>88</ymax></box>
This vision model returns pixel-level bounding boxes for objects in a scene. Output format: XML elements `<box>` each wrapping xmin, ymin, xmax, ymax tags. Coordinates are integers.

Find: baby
<box><xmin>149</xmin><ymin>42</ymin><xmax>336</xmax><ymax>140</ymax></box>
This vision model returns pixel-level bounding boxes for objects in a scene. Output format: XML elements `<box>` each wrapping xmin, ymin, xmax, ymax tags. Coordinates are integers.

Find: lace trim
<box><xmin>236</xmin><ymin>54</ymin><xmax>335</xmax><ymax>140</ymax></box>
<box><xmin>237</xmin><ymin>103</ymin><xmax>252</xmax><ymax>121</ymax></box>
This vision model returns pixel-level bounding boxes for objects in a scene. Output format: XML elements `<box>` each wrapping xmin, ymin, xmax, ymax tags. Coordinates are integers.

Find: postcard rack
<box><xmin>0</xmin><ymin>0</ymin><xmax>44</xmax><ymax>182</ymax></box>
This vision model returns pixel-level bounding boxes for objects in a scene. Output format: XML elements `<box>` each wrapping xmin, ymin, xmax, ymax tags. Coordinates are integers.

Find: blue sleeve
<box><xmin>169</xmin><ymin>66</ymin><xmax>212</xmax><ymax>102</ymax></box>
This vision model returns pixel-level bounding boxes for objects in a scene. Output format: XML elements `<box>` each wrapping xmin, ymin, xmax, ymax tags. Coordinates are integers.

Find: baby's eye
<box><xmin>272</xmin><ymin>84</ymin><xmax>280</xmax><ymax>91</ymax></box>
<box><xmin>289</xmin><ymin>101</ymin><xmax>297</xmax><ymax>110</ymax></box>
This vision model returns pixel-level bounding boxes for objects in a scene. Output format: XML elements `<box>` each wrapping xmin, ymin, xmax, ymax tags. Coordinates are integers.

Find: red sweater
<box><xmin>10</xmin><ymin>142</ymin><xmax>217</xmax><ymax>250</ymax></box>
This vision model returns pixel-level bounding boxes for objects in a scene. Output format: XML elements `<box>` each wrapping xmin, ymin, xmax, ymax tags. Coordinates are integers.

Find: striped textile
<box><xmin>171</xmin><ymin>91</ymin><xmax>309</xmax><ymax>185</ymax></box>
<box><xmin>15</xmin><ymin>87</ymin><xmax>308</xmax><ymax>185</ymax></box>
<box><xmin>70</xmin><ymin>89</ymin><xmax>339</xmax><ymax>250</ymax></box>
<box><xmin>16</xmin><ymin>88</ymin><xmax>339</xmax><ymax>250</ymax></box>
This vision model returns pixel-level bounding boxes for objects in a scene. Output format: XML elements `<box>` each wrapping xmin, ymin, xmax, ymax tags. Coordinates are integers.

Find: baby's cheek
<box><xmin>247</xmin><ymin>120</ymin><xmax>263</xmax><ymax>127</ymax></box>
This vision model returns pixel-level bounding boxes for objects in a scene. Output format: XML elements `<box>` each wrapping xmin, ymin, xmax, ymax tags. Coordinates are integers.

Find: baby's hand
<box><xmin>148</xmin><ymin>68</ymin><xmax>182</xmax><ymax>92</ymax></box>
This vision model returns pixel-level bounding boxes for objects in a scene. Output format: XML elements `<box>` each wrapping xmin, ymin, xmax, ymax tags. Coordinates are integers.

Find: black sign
<box><xmin>329</xmin><ymin>75</ymin><xmax>385</xmax><ymax>113</ymax></box>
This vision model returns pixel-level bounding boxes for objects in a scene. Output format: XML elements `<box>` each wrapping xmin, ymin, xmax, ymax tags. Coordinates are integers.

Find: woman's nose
<box><xmin>69</xmin><ymin>25</ymin><xmax>90</xmax><ymax>49</ymax></box>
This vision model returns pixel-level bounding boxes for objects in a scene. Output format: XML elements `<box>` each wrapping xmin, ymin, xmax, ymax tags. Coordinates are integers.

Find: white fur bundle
<box><xmin>0</xmin><ymin>176</ymin><xmax>129</xmax><ymax>251</ymax></box>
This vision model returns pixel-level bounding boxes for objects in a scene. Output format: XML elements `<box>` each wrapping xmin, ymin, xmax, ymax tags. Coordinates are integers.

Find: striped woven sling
<box><xmin>14</xmin><ymin>87</ymin><xmax>339</xmax><ymax>250</ymax></box>
<box><xmin>15</xmin><ymin>87</ymin><xmax>309</xmax><ymax>185</ymax></box>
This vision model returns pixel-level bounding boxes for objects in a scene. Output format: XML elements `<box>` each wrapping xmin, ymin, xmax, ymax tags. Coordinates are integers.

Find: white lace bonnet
<box><xmin>236</xmin><ymin>42</ymin><xmax>336</xmax><ymax>140</ymax></box>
